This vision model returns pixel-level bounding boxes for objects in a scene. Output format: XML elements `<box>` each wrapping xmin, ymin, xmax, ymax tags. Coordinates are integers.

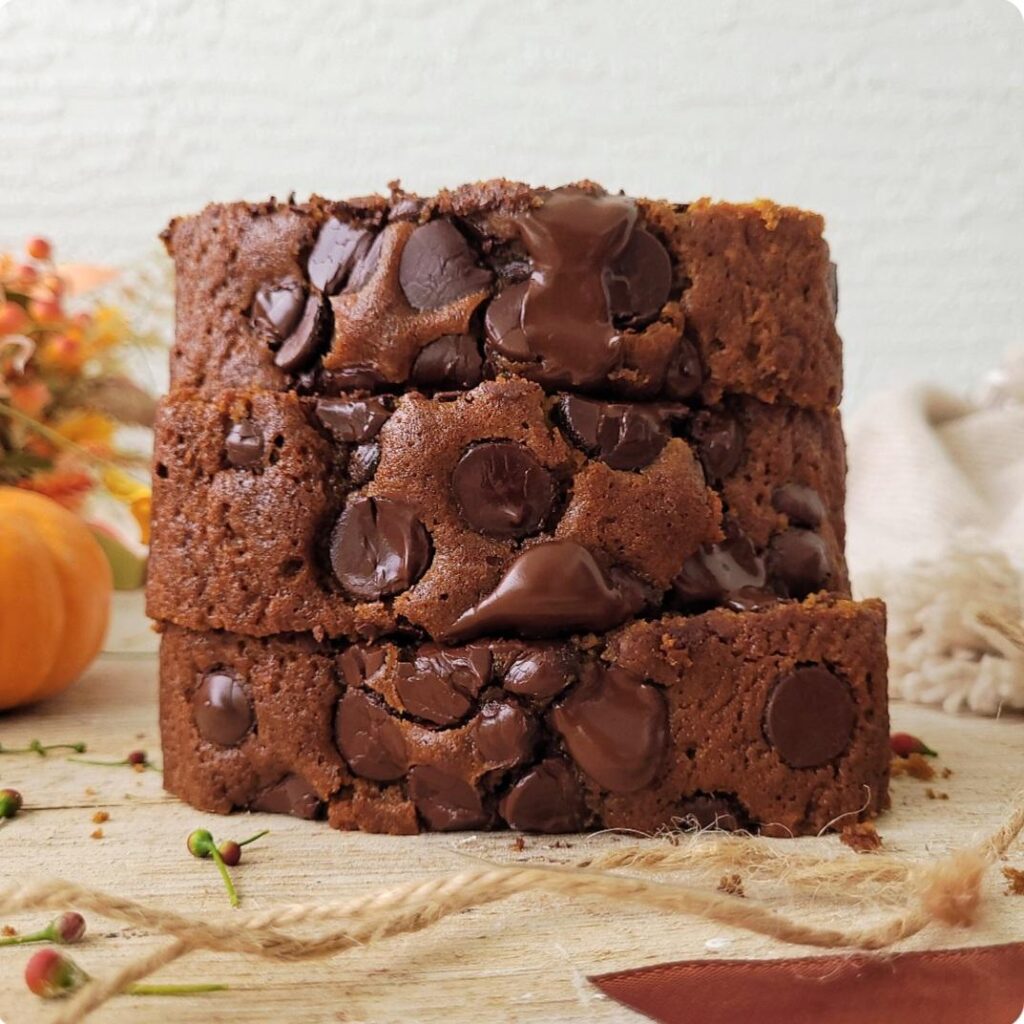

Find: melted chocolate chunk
<box><xmin>665</xmin><ymin>336</ymin><xmax>704</xmax><ymax>399</ymax></box>
<box><xmin>676</xmin><ymin>793</ymin><xmax>751</xmax><ymax>832</ymax></box>
<box><xmin>764</xmin><ymin>666</ymin><xmax>855</xmax><ymax>769</ymax></box>
<box><xmin>411</xmin><ymin>334</ymin><xmax>483</xmax><ymax>389</ymax></box>
<box><xmin>348</xmin><ymin>442</ymin><xmax>381</xmax><ymax>485</ymax></box>
<box><xmin>471</xmin><ymin>701</ymin><xmax>537</xmax><ymax>767</ymax></box>
<box><xmin>252</xmin><ymin>279</ymin><xmax>305</xmax><ymax>339</ymax></box>
<box><xmin>443</xmin><ymin>541</ymin><xmax>647</xmax><ymax>642</ymax></box>
<box><xmin>305</xmin><ymin>366</ymin><xmax>387</xmax><ymax>394</ymax></box>
<box><xmin>690</xmin><ymin>409</ymin><xmax>744</xmax><ymax>482</ymax></box>
<box><xmin>250</xmin><ymin>774</ymin><xmax>323</xmax><ymax>819</ymax></box>
<box><xmin>315</xmin><ymin>397</ymin><xmax>392</xmax><ymax>443</ymax></box>
<box><xmin>345</xmin><ymin>232</ymin><xmax>384</xmax><ymax>292</ymax></box>
<box><xmin>452</xmin><ymin>442</ymin><xmax>557</xmax><ymax>538</ymax></box>
<box><xmin>335</xmin><ymin>688</ymin><xmax>407</xmax><ymax>781</ymax></box>
<box><xmin>225</xmin><ymin>420</ymin><xmax>263</xmax><ymax>468</ymax></box>
<box><xmin>407</xmin><ymin>765</ymin><xmax>488</xmax><ymax>831</ymax></box>
<box><xmin>499</xmin><ymin>757</ymin><xmax>586</xmax><ymax>833</ymax></box>
<box><xmin>772</xmin><ymin>484</ymin><xmax>826</xmax><ymax>529</ymax></box>
<box><xmin>337</xmin><ymin>645</ymin><xmax>388</xmax><ymax>687</ymax></box>
<box><xmin>192</xmin><ymin>671</ymin><xmax>254</xmax><ymax>747</ymax></box>
<box><xmin>673</xmin><ymin>535</ymin><xmax>767</xmax><ymax>607</ymax></box>
<box><xmin>394</xmin><ymin>644</ymin><xmax>492</xmax><ymax>726</ymax></box>
<box><xmin>485</xmin><ymin>190</ymin><xmax>639</xmax><ymax>388</ymax></box>
<box><xmin>767</xmin><ymin>528</ymin><xmax>832</xmax><ymax>599</ymax></box>
<box><xmin>308</xmin><ymin>218</ymin><xmax>376</xmax><ymax>295</ymax></box>
<box><xmin>330</xmin><ymin>497</ymin><xmax>431</xmax><ymax>600</ymax></box>
<box><xmin>398</xmin><ymin>220</ymin><xmax>493</xmax><ymax>310</ymax></box>
<box><xmin>551</xmin><ymin>665</ymin><xmax>667</xmax><ymax>794</ymax></box>
<box><xmin>274</xmin><ymin>294</ymin><xmax>329</xmax><ymax>373</ymax></box>
<box><xmin>559</xmin><ymin>395</ymin><xmax>670</xmax><ymax>471</ymax></box>
<box><xmin>502</xmin><ymin>648</ymin><xmax>578</xmax><ymax>701</ymax></box>
<box><xmin>604</xmin><ymin>227</ymin><xmax>672</xmax><ymax>326</ymax></box>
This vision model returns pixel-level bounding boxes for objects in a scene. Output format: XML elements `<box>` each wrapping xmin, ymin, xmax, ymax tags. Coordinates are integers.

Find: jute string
<box><xmin>2</xmin><ymin>794</ymin><xmax>1021</xmax><ymax>1023</ymax></box>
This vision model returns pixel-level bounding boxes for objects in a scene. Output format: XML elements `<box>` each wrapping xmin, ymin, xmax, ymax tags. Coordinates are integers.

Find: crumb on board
<box><xmin>90</xmin><ymin>828</ymin><xmax>104</xmax><ymax>840</ymax></box>
<box><xmin>840</xmin><ymin>821</ymin><xmax>883</xmax><ymax>853</ymax></box>
<box><xmin>1003</xmin><ymin>867</ymin><xmax>1024</xmax><ymax>896</ymax></box>
<box><xmin>84</xmin><ymin>787</ymin><xmax>97</xmax><ymax>797</ymax></box>
<box><xmin>510</xmin><ymin>836</ymin><xmax>526</xmax><ymax>852</ymax></box>
<box><xmin>1</xmin><ymin>925</ymin><xmax>16</xmax><ymax>937</ymax></box>
<box><xmin>941</xmin><ymin>766</ymin><xmax>953</xmax><ymax>779</ymax></box>
<box><xmin>91</xmin><ymin>810</ymin><xmax>109</xmax><ymax>824</ymax></box>
<box><xmin>550</xmin><ymin>840</ymin><xmax>573</xmax><ymax>849</ymax></box>
<box><xmin>925</xmin><ymin>788</ymin><xmax>950</xmax><ymax>801</ymax></box>
<box><xmin>717</xmin><ymin>873</ymin><xmax>745</xmax><ymax>897</ymax></box>
<box><xmin>132</xmin><ymin>763</ymin><xmax>146</xmax><ymax>774</ymax></box>
<box><xmin>890</xmin><ymin>753</ymin><xmax>936</xmax><ymax>781</ymax></box>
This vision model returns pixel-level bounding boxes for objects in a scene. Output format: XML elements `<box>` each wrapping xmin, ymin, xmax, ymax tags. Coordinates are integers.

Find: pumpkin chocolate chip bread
<box><xmin>152</xmin><ymin>180</ymin><xmax>885</xmax><ymax>836</ymax></box>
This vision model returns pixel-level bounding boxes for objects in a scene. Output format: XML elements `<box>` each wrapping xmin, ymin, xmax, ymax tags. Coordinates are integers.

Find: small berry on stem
<box><xmin>0</xmin><ymin>912</ymin><xmax>86</xmax><ymax>947</ymax></box>
<box><xmin>890</xmin><ymin>732</ymin><xmax>938</xmax><ymax>758</ymax></box>
<box><xmin>26</xmin><ymin>237</ymin><xmax>52</xmax><ymax>261</ymax></box>
<box><xmin>0</xmin><ymin>788</ymin><xmax>23</xmax><ymax>819</ymax></box>
<box><xmin>0</xmin><ymin>740</ymin><xmax>86</xmax><ymax>757</ymax></box>
<box><xmin>187</xmin><ymin>827</ymin><xmax>268</xmax><ymax>907</ymax></box>
<box><xmin>68</xmin><ymin>750</ymin><xmax>161</xmax><ymax>773</ymax></box>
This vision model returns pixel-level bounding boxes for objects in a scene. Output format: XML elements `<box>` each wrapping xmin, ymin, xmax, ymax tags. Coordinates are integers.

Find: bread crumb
<box><xmin>925</xmin><ymin>788</ymin><xmax>950</xmax><ymax>801</ymax></box>
<box><xmin>132</xmin><ymin>763</ymin><xmax>146</xmax><ymax>774</ymax></box>
<box><xmin>840</xmin><ymin>822</ymin><xmax>883</xmax><ymax>853</ymax></box>
<box><xmin>890</xmin><ymin>753</ymin><xmax>936</xmax><ymax>781</ymax></box>
<box><xmin>717</xmin><ymin>873</ymin><xmax>745</xmax><ymax>897</ymax></box>
<box><xmin>1003</xmin><ymin>867</ymin><xmax>1024</xmax><ymax>896</ymax></box>
<box><xmin>90</xmin><ymin>828</ymin><xmax>104</xmax><ymax>840</ymax></box>
<box><xmin>510</xmin><ymin>836</ymin><xmax>525</xmax><ymax>852</ymax></box>
<box><xmin>91</xmin><ymin>810</ymin><xmax>109</xmax><ymax>824</ymax></box>
<box><xmin>941</xmin><ymin>767</ymin><xmax>953</xmax><ymax>779</ymax></box>
<box><xmin>84</xmin><ymin>787</ymin><xmax>97</xmax><ymax>797</ymax></box>
<box><xmin>1</xmin><ymin>925</ymin><xmax>16</xmax><ymax>937</ymax></box>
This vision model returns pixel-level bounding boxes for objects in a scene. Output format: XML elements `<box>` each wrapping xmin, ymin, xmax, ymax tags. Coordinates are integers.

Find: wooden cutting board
<box><xmin>0</xmin><ymin>599</ymin><xmax>1021</xmax><ymax>1024</ymax></box>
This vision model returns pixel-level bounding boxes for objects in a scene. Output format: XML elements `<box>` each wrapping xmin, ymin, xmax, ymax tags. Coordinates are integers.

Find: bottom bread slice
<box><xmin>159</xmin><ymin>596</ymin><xmax>889</xmax><ymax>836</ymax></box>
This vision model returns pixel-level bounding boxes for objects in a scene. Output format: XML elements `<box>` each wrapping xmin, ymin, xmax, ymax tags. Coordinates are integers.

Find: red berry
<box><xmin>14</xmin><ymin>264</ymin><xmax>38</xmax><ymax>285</ymax></box>
<box><xmin>26</xmin><ymin>237</ymin><xmax>52</xmax><ymax>261</ymax></box>
<box><xmin>890</xmin><ymin>732</ymin><xmax>937</xmax><ymax>758</ymax></box>
<box><xmin>28</xmin><ymin>298</ymin><xmax>62</xmax><ymax>324</ymax></box>
<box><xmin>53</xmin><ymin>912</ymin><xmax>86</xmax><ymax>945</ymax></box>
<box><xmin>127</xmin><ymin>750</ymin><xmax>147</xmax><ymax>765</ymax></box>
<box><xmin>24</xmin><ymin>948</ymin><xmax>86</xmax><ymax>998</ymax></box>
<box><xmin>0</xmin><ymin>788</ymin><xmax>22</xmax><ymax>818</ymax></box>
<box><xmin>218</xmin><ymin>840</ymin><xmax>242</xmax><ymax>867</ymax></box>
<box><xmin>0</xmin><ymin>301</ymin><xmax>30</xmax><ymax>335</ymax></box>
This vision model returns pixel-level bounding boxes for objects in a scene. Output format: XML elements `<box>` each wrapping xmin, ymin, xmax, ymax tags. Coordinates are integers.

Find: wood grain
<box><xmin>0</xmin><ymin>623</ymin><xmax>1021</xmax><ymax>1023</ymax></box>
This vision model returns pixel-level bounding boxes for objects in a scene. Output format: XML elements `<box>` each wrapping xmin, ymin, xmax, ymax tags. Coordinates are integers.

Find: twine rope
<box><xmin>1</xmin><ymin>793</ymin><xmax>1019</xmax><ymax>1024</ymax></box>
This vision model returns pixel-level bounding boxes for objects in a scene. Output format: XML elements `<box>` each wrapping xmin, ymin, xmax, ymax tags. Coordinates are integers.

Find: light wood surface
<box><xmin>0</xmin><ymin>600</ymin><xmax>1021</xmax><ymax>1024</ymax></box>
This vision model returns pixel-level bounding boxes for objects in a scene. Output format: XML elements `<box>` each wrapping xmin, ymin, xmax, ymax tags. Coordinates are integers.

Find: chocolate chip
<box><xmin>559</xmin><ymin>395</ymin><xmax>669</xmax><ymax>471</ymax></box>
<box><xmin>335</xmin><ymin>688</ymin><xmax>407</xmax><ymax>781</ymax></box>
<box><xmin>764</xmin><ymin>666</ymin><xmax>855</xmax><ymax>768</ymax></box>
<box><xmin>502</xmin><ymin>648</ymin><xmax>578</xmax><ymax>701</ymax></box>
<box><xmin>411</xmin><ymin>334</ymin><xmax>483</xmax><ymax>389</ymax></box>
<box><xmin>551</xmin><ymin>665</ymin><xmax>667</xmax><ymax>793</ymax></box>
<box><xmin>310</xmin><ymin>366</ymin><xmax>387</xmax><ymax>394</ymax></box>
<box><xmin>443</xmin><ymin>541</ymin><xmax>647</xmax><ymax>642</ymax></box>
<box><xmin>665</xmin><ymin>336</ymin><xmax>704</xmax><ymax>399</ymax></box>
<box><xmin>676</xmin><ymin>793</ymin><xmax>750</xmax><ymax>832</ymax></box>
<box><xmin>192</xmin><ymin>671</ymin><xmax>253</xmax><ymax>747</ymax></box>
<box><xmin>398</xmin><ymin>220</ymin><xmax>493</xmax><ymax>310</ymax></box>
<box><xmin>673</xmin><ymin>534</ymin><xmax>767</xmax><ymax>607</ymax></box>
<box><xmin>345</xmin><ymin>232</ymin><xmax>384</xmax><ymax>293</ymax></box>
<box><xmin>499</xmin><ymin>757</ymin><xmax>586</xmax><ymax>832</ymax></box>
<box><xmin>250</xmin><ymin>774</ymin><xmax>323</xmax><ymax>819</ymax></box>
<box><xmin>827</xmin><ymin>262</ymin><xmax>839</xmax><ymax>316</ymax></box>
<box><xmin>337</xmin><ymin>645</ymin><xmax>387</xmax><ymax>687</ymax></box>
<box><xmin>471</xmin><ymin>701</ymin><xmax>536</xmax><ymax>767</ymax></box>
<box><xmin>348</xmin><ymin>443</ymin><xmax>381</xmax><ymax>485</ymax></box>
<box><xmin>225</xmin><ymin>420</ymin><xmax>263</xmax><ymax>468</ymax></box>
<box><xmin>273</xmin><ymin>294</ymin><xmax>329</xmax><ymax>372</ymax></box>
<box><xmin>483</xmin><ymin>282</ymin><xmax>532</xmax><ymax>361</ymax></box>
<box><xmin>252</xmin><ymin>279</ymin><xmax>305</xmax><ymax>339</ymax></box>
<box><xmin>723</xmin><ymin>587</ymin><xmax>780</xmax><ymax>612</ymax></box>
<box><xmin>394</xmin><ymin>645</ymin><xmax>492</xmax><ymax>726</ymax></box>
<box><xmin>407</xmin><ymin>765</ymin><xmax>488</xmax><ymax>830</ymax></box>
<box><xmin>452</xmin><ymin>442</ymin><xmax>556</xmax><ymax>538</ymax></box>
<box><xmin>767</xmin><ymin>528</ymin><xmax>832</xmax><ymax>599</ymax></box>
<box><xmin>690</xmin><ymin>409</ymin><xmax>743</xmax><ymax>481</ymax></box>
<box><xmin>307</xmin><ymin>218</ymin><xmax>376</xmax><ymax>295</ymax></box>
<box><xmin>330</xmin><ymin>497</ymin><xmax>431</xmax><ymax>600</ymax></box>
<box><xmin>772</xmin><ymin>484</ymin><xmax>826</xmax><ymax>528</ymax></box>
<box><xmin>604</xmin><ymin>227</ymin><xmax>672</xmax><ymax>326</ymax></box>
<box><xmin>315</xmin><ymin>397</ymin><xmax>392</xmax><ymax>443</ymax></box>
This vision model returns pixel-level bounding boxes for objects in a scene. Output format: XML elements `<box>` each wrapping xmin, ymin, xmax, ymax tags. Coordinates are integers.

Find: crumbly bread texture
<box><xmin>159</xmin><ymin>598</ymin><xmax>888</xmax><ymax>836</ymax></box>
<box><xmin>147</xmin><ymin>382</ymin><xmax>848</xmax><ymax>642</ymax></box>
<box><xmin>163</xmin><ymin>181</ymin><xmax>840</xmax><ymax>409</ymax></box>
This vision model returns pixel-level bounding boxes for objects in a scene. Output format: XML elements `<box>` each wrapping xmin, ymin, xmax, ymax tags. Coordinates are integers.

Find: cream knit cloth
<box><xmin>846</xmin><ymin>351</ymin><xmax>1024</xmax><ymax>715</ymax></box>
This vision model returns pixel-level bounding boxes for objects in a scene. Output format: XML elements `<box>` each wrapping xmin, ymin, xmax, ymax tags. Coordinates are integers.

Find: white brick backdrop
<box><xmin>2</xmin><ymin>0</ymin><xmax>1021</xmax><ymax>409</ymax></box>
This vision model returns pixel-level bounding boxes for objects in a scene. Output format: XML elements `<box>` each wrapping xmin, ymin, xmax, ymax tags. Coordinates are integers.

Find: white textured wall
<box><xmin>2</xmin><ymin>0</ymin><xmax>1022</xmax><ymax>409</ymax></box>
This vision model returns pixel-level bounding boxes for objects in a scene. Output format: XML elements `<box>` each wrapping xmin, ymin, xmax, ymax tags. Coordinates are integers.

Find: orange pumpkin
<box><xmin>0</xmin><ymin>487</ymin><xmax>112</xmax><ymax>710</ymax></box>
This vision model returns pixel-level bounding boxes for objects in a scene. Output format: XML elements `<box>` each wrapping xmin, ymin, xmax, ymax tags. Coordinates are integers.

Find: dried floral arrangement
<box><xmin>0</xmin><ymin>236</ymin><xmax>165</xmax><ymax>557</ymax></box>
